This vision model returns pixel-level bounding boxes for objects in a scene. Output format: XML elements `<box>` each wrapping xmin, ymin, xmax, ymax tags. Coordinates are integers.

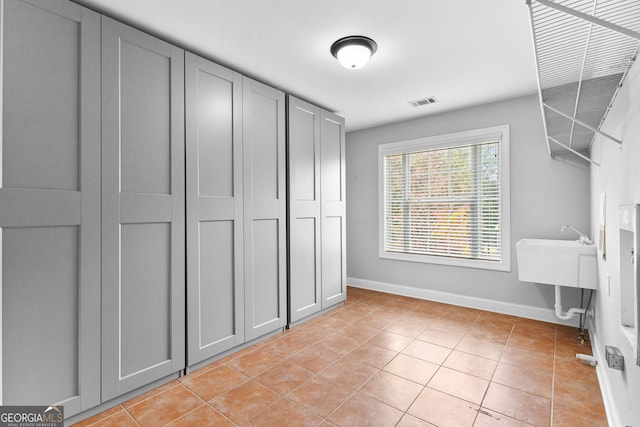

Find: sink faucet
<box><xmin>561</xmin><ymin>225</ymin><xmax>593</xmax><ymax>245</ymax></box>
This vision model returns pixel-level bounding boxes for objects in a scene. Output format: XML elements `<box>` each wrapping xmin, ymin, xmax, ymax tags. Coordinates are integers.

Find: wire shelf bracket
<box><xmin>527</xmin><ymin>0</ymin><xmax>640</xmax><ymax>166</ymax></box>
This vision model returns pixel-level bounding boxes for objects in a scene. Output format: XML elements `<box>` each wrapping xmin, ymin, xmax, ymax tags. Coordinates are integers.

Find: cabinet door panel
<box><xmin>287</xmin><ymin>96</ymin><xmax>322</xmax><ymax>322</ymax></box>
<box><xmin>101</xmin><ymin>17</ymin><xmax>185</xmax><ymax>400</ymax></box>
<box><xmin>321</xmin><ymin>112</ymin><xmax>346</xmax><ymax>308</ymax></box>
<box><xmin>320</xmin><ymin>217</ymin><xmax>345</xmax><ymax>304</ymax></box>
<box><xmin>244</xmin><ymin>78</ymin><xmax>286</xmax><ymax>340</ymax></box>
<box><xmin>2</xmin><ymin>226</ymin><xmax>79</xmax><ymax>404</ymax></box>
<box><xmin>290</xmin><ymin>217</ymin><xmax>319</xmax><ymax>315</ymax></box>
<box><xmin>196</xmin><ymin>70</ymin><xmax>235</xmax><ymax>198</ymax></box>
<box><xmin>119</xmin><ymin>41</ymin><xmax>171</xmax><ymax>195</ymax></box>
<box><xmin>251</xmin><ymin>219</ymin><xmax>280</xmax><ymax>325</ymax></box>
<box><xmin>198</xmin><ymin>221</ymin><xmax>237</xmax><ymax>346</ymax></box>
<box><xmin>320</xmin><ymin>117</ymin><xmax>344</xmax><ymax>203</ymax></box>
<box><xmin>250</xmin><ymin>95</ymin><xmax>279</xmax><ymax>200</ymax></box>
<box><xmin>0</xmin><ymin>0</ymin><xmax>101</xmax><ymax>415</ymax></box>
<box><xmin>3</xmin><ymin>0</ymin><xmax>80</xmax><ymax>191</ymax></box>
<box><xmin>186</xmin><ymin>53</ymin><xmax>244</xmax><ymax>365</ymax></box>
<box><xmin>120</xmin><ymin>223</ymin><xmax>172</xmax><ymax>377</ymax></box>
<box><xmin>290</xmin><ymin>109</ymin><xmax>317</xmax><ymax>202</ymax></box>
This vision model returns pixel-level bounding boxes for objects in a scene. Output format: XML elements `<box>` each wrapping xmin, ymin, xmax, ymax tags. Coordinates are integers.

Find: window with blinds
<box><xmin>378</xmin><ymin>126</ymin><xmax>510</xmax><ymax>271</ymax></box>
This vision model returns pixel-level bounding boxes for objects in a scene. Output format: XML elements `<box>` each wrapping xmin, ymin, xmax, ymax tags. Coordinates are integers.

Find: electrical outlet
<box><xmin>605</xmin><ymin>345</ymin><xmax>625</xmax><ymax>371</ymax></box>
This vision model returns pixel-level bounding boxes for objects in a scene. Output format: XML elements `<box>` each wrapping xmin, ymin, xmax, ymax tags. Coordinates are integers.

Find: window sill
<box><xmin>379</xmin><ymin>250</ymin><xmax>511</xmax><ymax>272</ymax></box>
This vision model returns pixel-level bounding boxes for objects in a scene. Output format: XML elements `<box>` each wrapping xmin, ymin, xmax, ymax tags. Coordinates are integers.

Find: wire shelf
<box><xmin>528</xmin><ymin>0</ymin><xmax>640</xmax><ymax>164</ymax></box>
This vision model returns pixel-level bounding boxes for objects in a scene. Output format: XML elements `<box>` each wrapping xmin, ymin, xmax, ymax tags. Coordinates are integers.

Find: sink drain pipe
<box><xmin>555</xmin><ymin>285</ymin><xmax>586</xmax><ymax>320</ymax></box>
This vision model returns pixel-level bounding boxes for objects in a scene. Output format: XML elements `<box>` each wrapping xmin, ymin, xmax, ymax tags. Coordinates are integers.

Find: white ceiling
<box><xmin>75</xmin><ymin>0</ymin><xmax>540</xmax><ymax>132</ymax></box>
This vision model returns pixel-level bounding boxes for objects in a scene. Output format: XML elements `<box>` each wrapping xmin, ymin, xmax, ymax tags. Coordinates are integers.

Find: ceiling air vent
<box><xmin>409</xmin><ymin>96</ymin><xmax>438</xmax><ymax>108</ymax></box>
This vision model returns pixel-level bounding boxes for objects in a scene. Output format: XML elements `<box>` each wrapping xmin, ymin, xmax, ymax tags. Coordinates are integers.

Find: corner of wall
<box><xmin>589</xmin><ymin>55</ymin><xmax>640</xmax><ymax>426</ymax></box>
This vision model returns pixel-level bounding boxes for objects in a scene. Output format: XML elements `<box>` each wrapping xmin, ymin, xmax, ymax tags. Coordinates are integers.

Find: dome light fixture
<box><xmin>330</xmin><ymin>36</ymin><xmax>377</xmax><ymax>69</ymax></box>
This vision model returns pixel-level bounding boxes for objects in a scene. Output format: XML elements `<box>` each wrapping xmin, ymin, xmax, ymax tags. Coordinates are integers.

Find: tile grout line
<box><xmin>84</xmin><ymin>405</ymin><xmax>133</xmax><ymax>427</ymax></box>
<box><xmin>124</xmin><ymin>408</ymin><xmax>142</xmax><ymax>427</ymax></box>
<box><xmin>307</xmin><ymin>305</ymin><xmax>401</xmax><ymax>424</ymax></box>
<box><xmin>550</xmin><ymin>325</ymin><xmax>558</xmax><ymax>427</ymax></box>
<box><xmin>121</xmin><ymin>404</ymin><xmax>141</xmax><ymax>427</ymax></box>
<box><xmin>463</xmin><ymin>312</ymin><xmax>483</xmax><ymax>426</ymax></box>
<box><xmin>291</xmin><ymin>307</ymin><xmax>379</xmax><ymax>424</ymax></box>
<box><xmin>201</xmin><ymin>401</ymin><xmax>239</xmax><ymax>427</ymax></box>
<box><xmin>76</xmin><ymin>290</ymin><xmax>601</xmax><ymax>426</ymax></box>
<box><xmin>391</xmin><ymin>304</ymin><xmax>437</xmax><ymax>425</ymax></box>
<box><xmin>240</xmin><ymin>305</ymin><xmax>383</xmax><ymax>426</ymax></box>
<box><xmin>475</xmin><ymin>321</ymin><xmax>516</xmax><ymax>425</ymax></box>
<box><xmin>121</xmin><ymin>380</ymin><xmax>181</xmax><ymax>412</ymax></box>
<box><xmin>367</xmin><ymin>309</ymin><xmax>469</xmax><ymax>425</ymax></box>
<box><xmin>321</xmin><ymin>386</ymin><xmax>359</xmax><ymax>425</ymax></box>
<box><xmin>154</xmin><ymin>383</ymin><xmax>210</xmax><ymax>426</ymax></box>
<box><xmin>371</xmin><ymin>313</ymin><xmax>426</xmax><ymax>423</ymax></box>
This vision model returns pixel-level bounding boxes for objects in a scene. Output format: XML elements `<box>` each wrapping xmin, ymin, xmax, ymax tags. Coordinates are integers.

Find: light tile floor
<box><xmin>74</xmin><ymin>287</ymin><xmax>607</xmax><ymax>426</ymax></box>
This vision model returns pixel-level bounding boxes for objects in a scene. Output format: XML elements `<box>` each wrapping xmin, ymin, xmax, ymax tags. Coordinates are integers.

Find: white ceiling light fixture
<box><xmin>330</xmin><ymin>36</ymin><xmax>378</xmax><ymax>69</ymax></box>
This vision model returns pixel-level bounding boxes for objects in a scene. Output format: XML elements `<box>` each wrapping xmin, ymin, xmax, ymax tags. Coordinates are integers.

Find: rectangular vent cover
<box><xmin>409</xmin><ymin>96</ymin><xmax>438</xmax><ymax>107</ymax></box>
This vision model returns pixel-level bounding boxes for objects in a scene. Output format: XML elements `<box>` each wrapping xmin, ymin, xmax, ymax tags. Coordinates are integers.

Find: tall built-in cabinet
<box><xmin>0</xmin><ymin>0</ymin><xmax>101</xmax><ymax>414</ymax></box>
<box><xmin>100</xmin><ymin>17</ymin><xmax>186</xmax><ymax>400</ymax></box>
<box><xmin>288</xmin><ymin>96</ymin><xmax>346</xmax><ymax>324</ymax></box>
<box><xmin>1</xmin><ymin>0</ymin><xmax>327</xmax><ymax>419</ymax></box>
<box><xmin>1</xmin><ymin>2</ymin><xmax>188</xmax><ymax>413</ymax></box>
<box><xmin>185</xmin><ymin>55</ymin><xmax>245</xmax><ymax>363</ymax></box>
<box><xmin>242</xmin><ymin>78</ymin><xmax>287</xmax><ymax>341</ymax></box>
<box><xmin>185</xmin><ymin>53</ymin><xmax>286</xmax><ymax>367</ymax></box>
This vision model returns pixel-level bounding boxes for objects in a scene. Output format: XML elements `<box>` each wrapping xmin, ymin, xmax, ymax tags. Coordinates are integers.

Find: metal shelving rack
<box><xmin>527</xmin><ymin>0</ymin><xmax>640</xmax><ymax>165</ymax></box>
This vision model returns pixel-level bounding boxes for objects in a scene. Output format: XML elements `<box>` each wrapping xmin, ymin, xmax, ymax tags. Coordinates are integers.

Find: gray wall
<box><xmin>590</xmin><ymin>59</ymin><xmax>640</xmax><ymax>425</ymax></box>
<box><xmin>346</xmin><ymin>94</ymin><xmax>590</xmax><ymax>312</ymax></box>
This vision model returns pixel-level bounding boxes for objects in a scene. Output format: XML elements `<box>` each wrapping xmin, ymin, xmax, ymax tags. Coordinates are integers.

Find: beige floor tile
<box><xmin>402</xmin><ymin>340</ymin><xmax>452</xmax><ymax>365</ymax></box>
<box><xmin>360</xmin><ymin>370</ymin><xmax>424</xmax><ymax>411</ymax></box>
<box><xmin>73</xmin><ymin>287</ymin><xmax>606</xmax><ymax>427</ymax></box>
<box><xmin>443</xmin><ymin>350</ymin><xmax>497</xmax><ymax>380</ymax></box>
<box><xmin>427</xmin><ymin>367</ymin><xmax>489</xmax><ymax>405</ymax></box>
<box><xmin>408</xmin><ymin>387</ymin><xmax>479</xmax><ymax>427</ymax></box>
<box><xmin>328</xmin><ymin>392</ymin><xmax>403</xmax><ymax>427</ymax></box>
<box><xmin>482</xmin><ymin>383</ymin><xmax>551</xmax><ymax>426</ymax></box>
<box><xmin>383</xmin><ymin>353</ymin><xmax>439</xmax><ymax>385</ymax></box>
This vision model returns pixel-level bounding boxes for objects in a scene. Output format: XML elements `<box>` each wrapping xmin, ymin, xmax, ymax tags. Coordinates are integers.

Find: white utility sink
<box><xmin>516</xmin><ymin>238</ymin><xmax>596</xmax><ymax>289</ymax></box>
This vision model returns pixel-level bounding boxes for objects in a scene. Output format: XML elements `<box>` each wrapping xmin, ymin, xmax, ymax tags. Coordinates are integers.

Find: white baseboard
<box><xmin>589</xmin><ymin>329</ymin><xmax>620</xmax><ymax>427</ymax></box>
<box><xmin>347</xmin><ymin>277</ymin><xmax>579</xmax><ymax>327</ymax></box>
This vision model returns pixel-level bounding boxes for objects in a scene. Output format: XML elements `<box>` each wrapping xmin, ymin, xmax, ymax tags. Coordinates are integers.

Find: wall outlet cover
<box><xmin>605</xmin><ymin>345</ymin><xmax>625</xmax><ymax>371</ymax></box>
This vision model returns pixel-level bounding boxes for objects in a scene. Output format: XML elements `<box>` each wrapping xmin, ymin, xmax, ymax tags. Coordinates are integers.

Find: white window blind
<box><xmin>379</xmin><ymin>126</ymin><xmax>510</xmax><ymax>271</ymax></box>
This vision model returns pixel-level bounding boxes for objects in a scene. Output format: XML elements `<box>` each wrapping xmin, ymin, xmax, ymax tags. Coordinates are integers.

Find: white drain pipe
<box><xmin>555</xmin><ymin>285</ymin><xmax>586</xmax><ymax>320</ymax></box>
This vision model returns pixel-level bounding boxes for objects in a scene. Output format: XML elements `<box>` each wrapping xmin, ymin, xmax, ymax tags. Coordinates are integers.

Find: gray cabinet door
<box><xmin>287</xmin><ymin>96</ymin><xmax>322</xmax><ymax>323</ymax></box>
<box><xmin>101</xmin><ymin>17</ymin><xmax>185</xmax><ymax>400</ymax></box>
<box><xmin>185</xmin><ymin>53</ymin><xmax>245</xmax><ymax>365</ymax></box>
<box><xmin>243</xmin><ymin>78</ymin><xmax>287</xmax><ymax>341</ymax></box>
<box><xmin>320</xmin><ymin>111</ymin><xmax>347</xmax><ymax>308</ymax></box>
<box><xmin>0</xmin><ymin>0</ymin><xmax>101</xmax><ymax>415</ymax></box>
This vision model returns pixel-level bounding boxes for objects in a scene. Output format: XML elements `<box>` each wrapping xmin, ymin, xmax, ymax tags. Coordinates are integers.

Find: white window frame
<box><xmin>378</xmin><ymin>125</ymin><xmax>511</xmax><ymax>271</ymax></box>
